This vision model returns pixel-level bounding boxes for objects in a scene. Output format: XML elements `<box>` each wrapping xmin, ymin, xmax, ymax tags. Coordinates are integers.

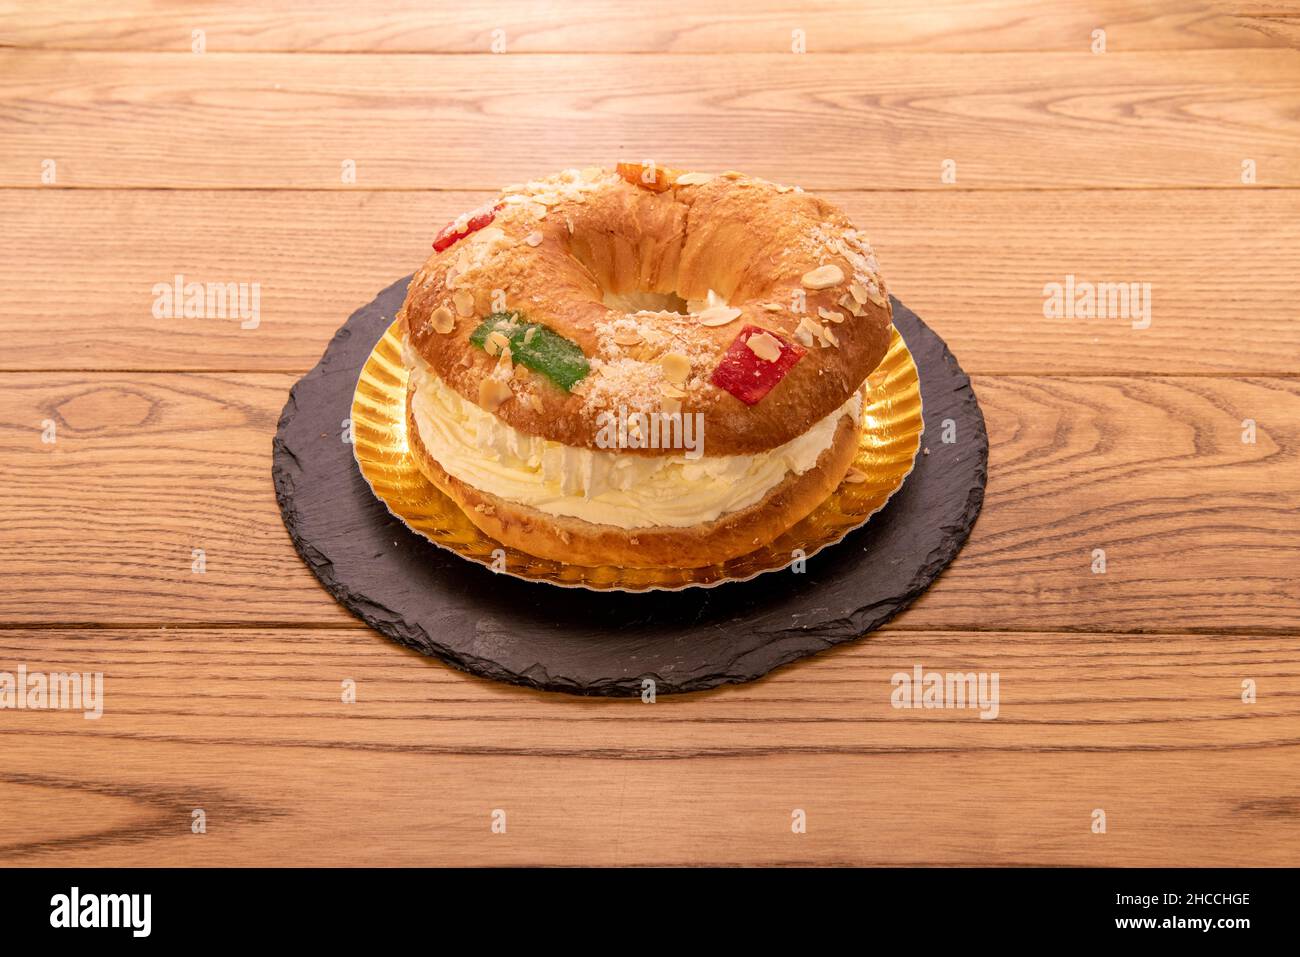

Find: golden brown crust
<box><xmin>399</xmin><ymin>167</ymin><xmax>892</xmax><ymax>457</ymax></box>
<box><xmin>406</xmin><ymin>391</ymin><xmax>861</xmax><ymax>568</ymax></box>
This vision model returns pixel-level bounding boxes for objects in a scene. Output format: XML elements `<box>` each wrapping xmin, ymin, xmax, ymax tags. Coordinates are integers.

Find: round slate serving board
<box><xmin>272</xmin><ymin>277</ymin><xmax>988</xmax><ymax>696</ymax></box>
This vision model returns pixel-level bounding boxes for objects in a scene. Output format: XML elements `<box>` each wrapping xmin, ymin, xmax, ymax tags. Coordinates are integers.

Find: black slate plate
<box><xmin>272</xmin><ymin>277</ymin><xmax>987</xmax><ymax>696</ymax></box>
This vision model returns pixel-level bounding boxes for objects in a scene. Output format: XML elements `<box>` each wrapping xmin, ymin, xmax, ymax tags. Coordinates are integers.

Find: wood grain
<box><xmin>0</xmin><ymin>1</ymin><xmax>1269</xmax><ymax>53</ymax></box>
<box><xmin>1</xmin><ymin>372</ymin><xmax>1295</xmax><ymax>631</ymax></box>
<box><xmin>3</xmin><ymin>0</ymin><xmax>1299</xmax><ymax>869</ymax></box>
<box><xmin>1</xmin><ymin>627</ymin><xmax>1295</xmax><ymax>865</ymax></box>
<box><xmin>1236</xmin><ymin>15</ymin><xmax>1300</xmax><ymax>48</ymax></box>
<box><xmin>2</xmin><ymin>188</ymin><xmax>1297</xmax><ymax>375</ymax></box>
<box><xmin>3</xmin><ymin>49</ymin><xmax>1299</xmax><ymax>189</ymax></box>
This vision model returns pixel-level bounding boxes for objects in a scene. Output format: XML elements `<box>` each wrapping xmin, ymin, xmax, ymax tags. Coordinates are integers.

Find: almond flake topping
<box><xmin>746</xmin><ymin>331</ymin><xmax>783</xmax><ymax>362</ymax></box>
<box><xmin>760</xmin><ymin>302</ymin><xmax>783</xmax><ymax>312</ymax></box>
<box><xmin>818</xmin><ymin>306</ymin><xmax>845</xmax><ymax>324</ymax></box>
<box><xmin>801</xmin><ymin>264</ymin><xmax>844</xmax><ymax>289</ymax></box>
<box><xmin>430</xmin><ymin>305</ymin><xmax>455</xmax><ymax>334</ymax></box>
<box><xmin>485</xmin><ymin>330</ymin><xmax>511</xmax><ymax>356</ymax></box>
<box><xmin>524</xmin><ymin>231</ymin><xmax>543</xmax><ymax>247</ymax></box>
<box><xmin>453</xmin><ymin>289</ymin><xmax>475</xmax><ymax>317</ymax></box>
<box><xmin>660</xmin><ymin>352</ymin><xmax>691</xmax><ymax>384</ymax></box>
<box><xmin>844</xmin><ymin>467</ymin><xmax>867</xmax><ymax>484</ymax></box>
<box><xmin>797</xmin><ymin>316</ymin><xmax>825</xmax><ymax>346</ymax></box>
<box><xmin>674</xmin><ymin>172</ymin><xmax>714</xmax><ymax>186</ymax></box>
<box><xmin>613</xmin><ymin>328</ymin><xmax>643</xmax><ymax>347</ymax></box>
<box><xmin>849</xmin><ymin>281</ymin><xmax>870</xmax><ymax>304</ymax></box>
<box><xmin>478</xmin><ymin>378</ymin><xmax>513</xmax><ymax>412</ymax></box>
<box><xmin>660</xmin><ymin>383</ymin><xmax>687</xmax><ymax>399</ymax></box>
<box><xmin>523</xmin><ymin>326</ymin><xmax>537</xmax><ymax>346</ymax></box>
<box><xmin>697</xmin><ymin>305</ymin><xmax>742</xmax><ymax>327</ymax></box>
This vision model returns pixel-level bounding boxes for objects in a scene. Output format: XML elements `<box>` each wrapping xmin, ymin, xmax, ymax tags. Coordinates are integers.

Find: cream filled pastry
<box><xmin>397</xmin><ymin>164</ymin><xmax>894</xmax><ymax>568</ymax></box>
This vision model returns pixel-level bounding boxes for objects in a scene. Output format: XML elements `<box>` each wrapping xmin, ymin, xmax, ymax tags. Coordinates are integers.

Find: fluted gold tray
<box><xmin>351</xmin><ymin>319</ymin><xmax>923</xmax><ymax>591</ymax></box>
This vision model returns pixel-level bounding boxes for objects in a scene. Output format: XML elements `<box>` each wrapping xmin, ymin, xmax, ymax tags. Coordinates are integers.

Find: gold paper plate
<box><xmin>351</xmin><ymin>319</ymin><xmax>924</xmax><ymax>592</ymax></box>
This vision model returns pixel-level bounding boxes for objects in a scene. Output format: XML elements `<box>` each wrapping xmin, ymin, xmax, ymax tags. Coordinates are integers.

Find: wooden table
<box><xmin>2</xmin><ymin>1</ymin><xmax>1298</xmax><ymax>867</ymax></box>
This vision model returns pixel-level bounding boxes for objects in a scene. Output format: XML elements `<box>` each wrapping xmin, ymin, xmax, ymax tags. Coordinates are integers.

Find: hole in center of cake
<box><xmin>601</xmin><ymin>288</ymin><xmax>733</xmax><ymax>316</ymax></box>
<box><xmin>600</xmin><ymin>288</ymin><xmax>691</xmax><ymax>314</ymax></box>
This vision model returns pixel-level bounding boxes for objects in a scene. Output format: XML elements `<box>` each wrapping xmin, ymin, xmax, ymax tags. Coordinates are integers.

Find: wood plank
<box><xmin>1235</xmin><ymin>14</ymin><xmax>1300</xmax><ymax>48</ymax></box>
<box><xmin>1</xmin><ymin>373</ymin><xmax>1296</xmax><ymax>631</ymax></box>
<box><xmin>2</xmin><ymin>49</ymin><xmax>1298</xmax><ymax>189</ymax></box>
<box><xmin>2</xmin><ymin>188</ymin><xmax>1297</xmax><ymax>375</ymax></box>
<box><xmin>0</xmin><ymin>1</ymin><xmax>1268</xmax><ymax>53</ymax></box>
<box><xmin>1</xmin><ymin>627</ymin><xmax>1296</xmax><ymax>865</ymax></box>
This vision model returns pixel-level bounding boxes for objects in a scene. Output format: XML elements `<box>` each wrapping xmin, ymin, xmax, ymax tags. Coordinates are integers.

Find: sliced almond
<box><xmin>485</xmin><ymin>330</ymin><xmax>511</xmax><ymax>356</ymax></box>
<box><xmin>839</xmin><ymin>293</ymin><xmax>865</xmax><ymax>317</ymax></box>
<box><xmin>524</xmin><ymin>231</ymin><xmax>543</xmax><ymax>247</ymax></box>
<box><xmin>819</xmin><ymin>324</ymin><xmax>840</xmax><ymax>347</ymax></box>
<box><xmin>429</xmin><ymin>305</ymin><xmax>455</xmax><ymax>334</ymax></box>
<box><xmin>844</xmin><ymin>467</ymin><xmax>867</xmax><ymax>484</ymax></box>
<box><xmin>801</xmin><ymin>264</ymin><xmax>844</xmax><ymax>290</ymax></box>
<box><xmin>697</xmin><ymin>305</ymin><xmax>742</xmax><ymax>327</ymax></box>
<box><xmin>497</xmin><ymin>345</ymin><xmax>513</xmax><ymax>376</ymax></box>
<box><xmin>866</xmin><ymin>284</ymin><xmax>888</xmax><ymax>307</ymax></box>
<box><xmin>793</xmin><ymin>325</ymin><xmax>815</xmax><ymax>348</ymax></box>
<box><xmin>760</xmin><ymin>302</ymin><xmax>783</xmax><ymax>312</ymax></box>
<box><xmin>819</xmin><ymin>306</ymin><xmax>846</xmax><ymax>324</ymax></box>
<box><xmin>523</xmin><ymin>326</ymin><xmax>537</xmax><ymax>346</ymax></box>
<box><xmin>849</xmin><ymin>281</ymin><xmax>870</xmax><ymax>304</ymax></box>
<box><xmin>453</xmin><ymin>289</ymin><xmax>475</xmax><ymax>317</ymax></box>
<box><xmin>660</xmin><ymin>382</ymin><xmax>687</xmax><ymax>399</ymax></box>
<box><xmin>478</xmin><ymin>378</ymin><xmax>513</xmax><ymax>412</ymax></box>
<box><xmin>660</xmin><ymin>352</ymin><xmax>691</xmax><ymax>384</ymax></box>
<box><xmin>746</xmin><ymin>331</ymin><xmax>783</xmax><ymax>362</ymax></box>
<box><xmin>797</xmin><ymin>316</ymin><xmax>825</xmax><ymax>345</ymax></box>
<box><xmin>674</xmin><ymin>172</ymin><xmax>714</xmax><ymax>186</ymax></box>
<box><xmin>613</xmin><ymin>328</ymin><xmax>643</xmax><ymax>347</ymax></box>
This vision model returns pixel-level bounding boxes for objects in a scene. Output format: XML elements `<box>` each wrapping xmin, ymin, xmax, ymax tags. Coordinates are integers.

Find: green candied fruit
<box><xmin>468</xmin><ymin>312</ymin><xmax>590</xmax><ymax>391</ymax></box>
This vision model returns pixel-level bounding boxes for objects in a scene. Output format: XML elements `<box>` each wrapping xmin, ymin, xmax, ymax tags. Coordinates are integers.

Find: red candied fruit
<box><xmin>432</xmin><ymin>202</ymin><xmax>504</xmax><ymax>252</ymax></box>
<box><xmin>709</xmin><ymin>325</ymin><xmax>806</xmax><ymax>405</ymax></box>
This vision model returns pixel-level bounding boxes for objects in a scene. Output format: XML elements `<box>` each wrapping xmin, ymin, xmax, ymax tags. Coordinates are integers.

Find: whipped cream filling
<box><xmin>405</xmin><ymin>344</ymin><xmax>861</xmax><ymax>530</ymax></box>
